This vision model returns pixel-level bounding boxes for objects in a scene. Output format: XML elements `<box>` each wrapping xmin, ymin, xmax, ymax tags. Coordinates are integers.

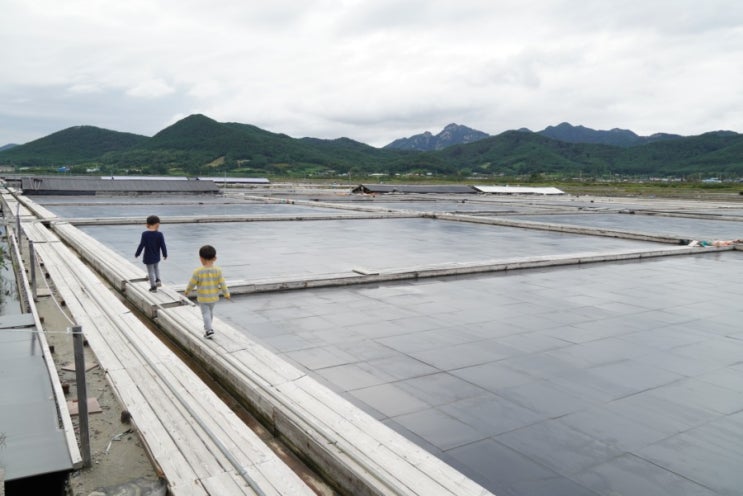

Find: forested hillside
<box><xmin>1</xmin><ymin>126</ymin><xmax>146</xmax><ymax>165</ymax></box>
<box><xmin>2</xmin><ymin>114</ymin><xmax>742</xmax><ymax>178</ymax></box>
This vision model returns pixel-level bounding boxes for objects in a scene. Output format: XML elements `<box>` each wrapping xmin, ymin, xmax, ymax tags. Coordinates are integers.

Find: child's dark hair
<box><xmin>199</xmin><ymin>244</ymin><xmax>217</xmax><ymax>260</ymax></box>
<box><xmin>146</xmin><ymin>215</ymin><xmax>160</xmax><ymax>226</ymax></box>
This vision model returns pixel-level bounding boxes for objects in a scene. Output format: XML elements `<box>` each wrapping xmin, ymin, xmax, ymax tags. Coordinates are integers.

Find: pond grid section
<box><xmin>37</xmin><ymin>193</ymin><xmax>743</xmax><ymax>496</ymax></box>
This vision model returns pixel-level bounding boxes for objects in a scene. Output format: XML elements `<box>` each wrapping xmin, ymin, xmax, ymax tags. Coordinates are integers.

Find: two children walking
<box><xmin>135</xmin><ymin>216</ymin><xmax>230</xmax><ymax>339</ymax></box>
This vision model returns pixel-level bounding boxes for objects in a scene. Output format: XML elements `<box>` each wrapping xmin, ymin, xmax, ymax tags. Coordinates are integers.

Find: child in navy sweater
<box><xmin>135</xmin><ymin>215</ymin><xmax>168</xmax><ymax>292</ymax></box>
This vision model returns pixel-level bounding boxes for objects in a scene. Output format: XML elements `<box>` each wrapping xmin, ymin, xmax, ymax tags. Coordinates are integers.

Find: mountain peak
<box><xmin>151</xmin><ymin>114</ymin><xmax>230</xmax><ymax>139</ymax></box>
<box><xmin>384</xmin><ymin>123</ymin><xmax>489</xmax><ymax>151</ymax></box>
<box><xmin>0</xmin><ymin>143</ymin><xmax>19</xmax><ymax>152</ymax></box>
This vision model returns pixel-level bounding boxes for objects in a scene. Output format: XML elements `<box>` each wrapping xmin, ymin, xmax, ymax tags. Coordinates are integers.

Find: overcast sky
<box><xmin>2</xmin><ymin>0</ymin><xmax>743</xmax><ymax>148</ymax></box>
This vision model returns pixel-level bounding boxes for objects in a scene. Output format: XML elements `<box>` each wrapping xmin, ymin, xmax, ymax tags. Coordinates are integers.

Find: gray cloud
<box><xmin>2</xmin><ymin>0</ymin><xmax>743</xmax><ymax>147</ymax></box>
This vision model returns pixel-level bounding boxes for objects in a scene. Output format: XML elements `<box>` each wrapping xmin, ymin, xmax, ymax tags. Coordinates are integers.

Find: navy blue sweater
<box><xmin>135</xmin><ymin>230</ymin><xmax>167</xmax><ymax>264</ymax></box>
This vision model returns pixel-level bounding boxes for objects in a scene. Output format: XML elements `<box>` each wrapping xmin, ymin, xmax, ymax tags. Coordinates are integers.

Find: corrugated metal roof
<box><xmin>352</xmin><ymin>184</ymin><xmax>476</xmax><ymax>194</ymax></box>
<box><xmin>197</xmin><ymin>177</ymin><xmax>270</xmax><ymax>184</ymax></box>
<box><xmin>104</xmin><ymin>176</ymin><xmax>270</xmax><ymax>184</ymax></box>
<box><xmin>103</xmin><ymin>175</ymin><xmax>189</xmax><ymax>181</ymax></box>
<box><xmin>21</xmin><ymin>176</ymin><xmax>219</xmax><ymax>194</ymax></box>
<box><xmin>0</xmin><ymin>314</ymin><xmax>74</xmax><ymax>481</ymax></box>
<box><xmin>473</xmin><ymin>185</ymin><xmax>565</xmax><ymax>195</ymax></box>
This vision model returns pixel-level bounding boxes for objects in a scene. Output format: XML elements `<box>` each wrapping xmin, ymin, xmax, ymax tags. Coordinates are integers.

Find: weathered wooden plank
<box><xmin>111</xmin><ymin>322</ymin><xmax>314</xmax><ymax>494</ymax></box>
<box><xmin>126</xmin><ymin>366</ymin><xmax>225</xmax><ymax>479</ymax></box>
<box><xmin>125</xmin><ymin>280</ymin><xmax>184</xmax><ymax>318</ymax></box>
<box><xmin>154</xmin><ymin>309</ymin><xmax>284</xmax><ymax>430</ymax></box>
<box><xmin>198</xmin><ymin>458</ymin><xmax>320</xmax><ymax>496</ymax></box>
<box><xmin>21</xmin><ymin>221</ymin><xmax>61</xmax><ymax>244</ymax></box>
<box><xmin>290</xmin><ymin>376</ymin><xmax>491</xmax><ymax>496</ymax></box>
<box><xmin>156</xmin><ymin>307</ymin><xmax>304</xmax><ymax>388</ymax></box>
<box><xmin>276</xmin><ymin>379</ymin><xmax>478</xmax><ymax>496</ymax></box>
<box><xmin>155</xmin><ymin>305</ymin><xmax>250</xmax><ymax>354</ymax></box>
<box><xmin>12</xmin><ymin>194</ymin><xmax>60</xmax><ymax>220</ymax></box>
<box><xmin>106</xmin><ymin>368</ymin><xmax>207</xmax><ymax>496</ymax></box>
<box><xmin>156</xmin><ymin>305</ymin><xmax>494</xmax><ymax>496</ymax></box>
<box><xmin>230</xmin><ymin>346</ymin><xmax>306</xmax><ymax>386</ymax></box>
<box><xmin>33</xmin><ymin>244</ymin><xmax>131</xmax><ymax>371</ymax></box>
<box><xmin>41</xmin><ymin>244</ymin><xmax>237</xmax><ymax>490</ymax></box>
<box><xmin>200</xmin><ymin>473</ymin><xmax>252</xmax><ymax>496</ymax></box>
<box><xmin>157</xmin><ymin>360</ymin><xmax>270</xmax><ymax>463</ymax></box>
<box><xmin>1</xmin><ymin>194</ymin><xmax>34</xmax><ymax>218</ymax></box>
<box><xmin>53</xmin><ymin>222</ymin><xmax>146</xmax><ymax>288</ymax></box>
<box><xmin>41</xmin><ymin>248</ymin><xmax>241</xmax><ymax>486</ymax></box>
<box><xmin>156</xmin><ymin>362</ymin><xmax>316</xmax><ymax>496</ymax></box>
<box><xmin>47</xmin><ymin>246</ymin><xmax>276</xmax><ymax>490</ymax></box>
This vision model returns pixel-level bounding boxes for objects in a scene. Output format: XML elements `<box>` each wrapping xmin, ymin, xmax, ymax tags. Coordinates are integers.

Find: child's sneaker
<box><xmin>149</xmin><ymin>286</ymin><xmax>158</xmax><ymax>292</ymax></box>
<box><xmin>156</xmin><ymin>279</ymin><xmax>162</xmax><ymax>287</ymax></box>
<box><xmin>204</xmin><ymin>329</ymin><xmax>215</xmax><ymax>339</ymax></box>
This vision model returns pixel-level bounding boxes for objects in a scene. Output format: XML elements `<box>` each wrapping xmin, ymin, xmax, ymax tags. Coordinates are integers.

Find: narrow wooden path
<box><xmin>5</xmin><ymin>191</ymin><xmax>317</xmax><ymax>496</ymax></box>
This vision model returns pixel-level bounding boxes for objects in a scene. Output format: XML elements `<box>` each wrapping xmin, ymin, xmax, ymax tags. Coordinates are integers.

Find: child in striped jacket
<box><xmin>184</xmin><ymin>245</ymin><xmax>231</xmax><ymax>339</ymax></box>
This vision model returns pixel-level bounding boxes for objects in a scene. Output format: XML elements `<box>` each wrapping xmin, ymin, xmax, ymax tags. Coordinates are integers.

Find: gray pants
<box><xmin>146</xmin><ymin>263</ymin><xmax>160</xmax><ymax>287</ymax></box>
<box><xmin>200</xmin><ymin>302</ymin><xmax>216</xmax><ymax>331</ymax></box>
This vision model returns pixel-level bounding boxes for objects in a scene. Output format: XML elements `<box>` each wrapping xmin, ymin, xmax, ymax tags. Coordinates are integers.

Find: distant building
<box><xmin>21</xmin><ymin>176</ymin><xmax>219</xmax><ymax>195</ymax></box>
<box><xmin>352</xmin><ymin>184</ymin><xmax>476</xmax><ymax>194</ymax></box>
<box><xmin>351</xmin><ymin>184</ymin><xmax>565</xmax><ymax>195</ymax></box>
<box><xmin>474</xmin><ymin>185</ymin><xmax>565</xmax><ymax>195</ymax></box>
<box><xmin>197</xmin><ymin>176</ymin><xmax>270</xmax><ymax>185</ymax></box>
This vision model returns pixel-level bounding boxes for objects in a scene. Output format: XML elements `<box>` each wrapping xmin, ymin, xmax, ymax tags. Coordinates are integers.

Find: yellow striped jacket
<box><xmin>185</xmin><ymin>265</ymin><xmax>230</xmax><ymax>303</ymax></box>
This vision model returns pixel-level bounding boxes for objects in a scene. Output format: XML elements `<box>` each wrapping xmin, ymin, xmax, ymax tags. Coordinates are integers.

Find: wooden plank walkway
<box><xmin>165</xmin><ymin>244</ymin><xmax>708</xmax><ymax>297</ymax></box>
<box><xmin>429</xmin><ymin>211</ymin><xmax>689</xmax><ymax>244</ymax></box>
<box><xmin>11</xmin><ymin>200</ymin><xmax>497</xmax><ymax>495</ymax></box>
<box><xmin>6</xmin><ymin>199</ymin><xmax>316</xmax><ymax>495</ymax></box>
<box><xmin>53</xmin><ymin>222</ymin><xmax>148</xmax><ymax>290</ymax></box>
<box><xmin>10</xmin><ymin>194</ymin><xmax>60</xmax><ymax>220</ymax></box>
<box><xmin>63</xmin><ymin>212</ymin><xmax>418</xmax><ymax>225</ymax></box>
<box><xmin>1</xmin><ymin>191</ymin><xmax>35</xmax><ymax>219</ymax></box>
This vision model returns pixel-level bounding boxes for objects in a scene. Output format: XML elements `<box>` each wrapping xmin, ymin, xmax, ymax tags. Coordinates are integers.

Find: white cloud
<box><xmin>126</xmin><ymin>79</ymin><xmax>176</xmax><ymax>99</ymax></box>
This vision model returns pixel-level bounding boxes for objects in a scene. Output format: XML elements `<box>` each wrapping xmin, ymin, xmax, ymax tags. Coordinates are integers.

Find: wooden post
<box><xmin>72</xmin><ymin>325</ymin><xmax>91</xmax><ymax>467</ymax></box>
<box><xmin>15</xmin><ymin>202</ymin><xmax>20</xmax><ymax>241</ymax></box>
<box><xmin>29</xmin><ymin>239</ymin><xmax>37</xmax><ymax>300</ymax></box>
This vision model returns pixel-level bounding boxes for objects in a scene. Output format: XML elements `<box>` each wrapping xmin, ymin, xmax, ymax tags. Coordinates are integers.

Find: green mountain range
<box><xmin>385</xmin><ymin>121</ymin><xmax>684</xmax><ymax>150</ymax></box>
<box><xmin>2</xmin><ymin>114</ymin><xmax>742</xmax><ymax>178</ymax></box>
